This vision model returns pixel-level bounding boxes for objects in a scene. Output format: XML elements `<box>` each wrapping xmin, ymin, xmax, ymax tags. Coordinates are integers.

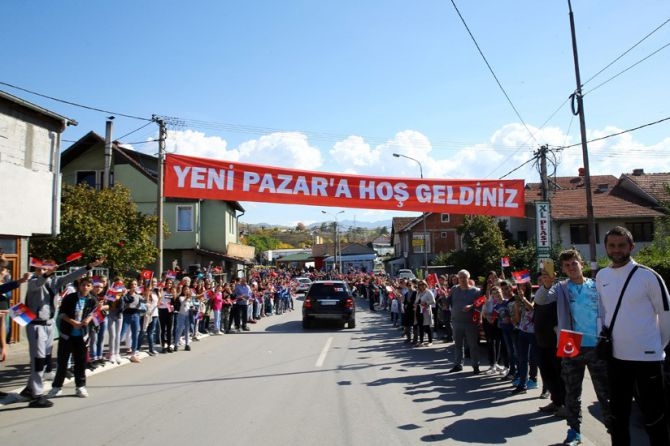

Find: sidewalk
<box><xmin>0</xmin><ymin>331</ymin><xmax>211</xmax><ymax>403</ymax></box>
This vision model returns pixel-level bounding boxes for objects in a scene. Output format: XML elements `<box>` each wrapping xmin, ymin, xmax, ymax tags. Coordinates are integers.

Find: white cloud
<box><xmin>237</xmin><ymin>132</ymin><xmax>323</xmax><ymax>170</ymax></box>
<box><xmin>330</xmin><ymin>135</ymin><xmax>378</xmax><ymax>167</ymax></box>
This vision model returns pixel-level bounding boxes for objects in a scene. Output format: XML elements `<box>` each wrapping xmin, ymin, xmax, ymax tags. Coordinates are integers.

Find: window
<box><xmin>177</xmin><ymin>206</ymin><xmax>193</xmax><ymax>232</ymax></box>
<box><xmin>441</xmin><ymin>213</ymin><xmax>450</xmax><ymax>223</ymax></box>
<box><xmin>441</xmin><ymin>231</ymin><xmax>448</xmax><ymax>238</ymax></box>
<box><xmin>75</xmin><ymin>170</ymin><xmax>108</xmax><ymax>189</ymax></box>
<box><xmin>569</xmin><ymin>224</ymin><xmax>598</xmax><ymax>245</ymax></box>
<box><xmin>517</xmin><ymin>231</ymin><xmax>528</xmax><ymax>244</ymax></box>
<box><xmin>626</xmin><ymin>222</ymin><xmax>653</xmax><ymax>242</ymax></box>
<box><xmin>412</xmin><ymin>233</ymin><xmax>431</xmax><ymax>253</ymax></box>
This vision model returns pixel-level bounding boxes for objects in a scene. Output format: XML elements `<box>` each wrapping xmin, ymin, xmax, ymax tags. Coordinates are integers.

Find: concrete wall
<box><xmin>0</xmin><ymin>110</ymin><xmax>60</xmax><ymax>236</ymax></box>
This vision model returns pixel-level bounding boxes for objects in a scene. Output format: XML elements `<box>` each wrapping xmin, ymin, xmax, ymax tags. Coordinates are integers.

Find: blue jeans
<box><xmin>175</xmin><ymin>313</ymin><xmax>190</xmax><ymax>346</ymax></box>
<box><xmin>501</xmin><ymin>327</ymin><xmax>518</xmax><ymax>375</ymax></box>
<box><xmin>120</xmin><ymin>312</ymin><xmax>141</xmax><ymax>354</ymax></box>
<box><xmin>516</xmin><ymin>330</ymin><xmax>537</xmax><ymax>387</ymax></box>
<box><xmin>144</xmin><ymin>316</ymin><xmax>157</xmax><ymax>352</ymax></box>
<box><xmin>212</xmin><ymin>310</ymin><xmax>221</xmax><ymax>332</ymax></box>
<box><xmin>89</xmin><ymin>318</ymin><xmax>107</xmax><ymax>359</ymax></box>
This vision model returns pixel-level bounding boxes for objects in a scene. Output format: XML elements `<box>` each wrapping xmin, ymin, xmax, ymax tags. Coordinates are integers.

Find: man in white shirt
<box><xmin>596</xmin><ymin>226</ymin><xmax>670</xmax><ymax>446</ymax></box>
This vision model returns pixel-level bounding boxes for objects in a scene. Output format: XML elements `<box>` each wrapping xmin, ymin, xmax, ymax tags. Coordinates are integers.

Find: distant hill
<box><xmin>241</xmin><ymin>219</ymin><xmax>391</xmax><ymax>231</ymax></box>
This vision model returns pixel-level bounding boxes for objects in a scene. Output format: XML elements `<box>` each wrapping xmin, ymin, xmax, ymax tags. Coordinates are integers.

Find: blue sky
<box><xmin>3</xmin><ymin>1</ymin><xmax>670</xmax><ymax>226</ymax></box>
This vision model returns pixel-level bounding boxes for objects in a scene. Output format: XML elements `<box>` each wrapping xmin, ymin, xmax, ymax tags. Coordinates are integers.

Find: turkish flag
<box><xmin>426</xmin><ymin>273</ymin><xmax>439</xmax><ymax>288</ymax></box>
<box><xmin>65</xmin><ymin>251</ymin><xmax>83</xmax><ymax>263</ymax></box>
<box><xmin>141</xmin><ymin>269</ymin><xmax>153</xmax><ymax>280</ymax></box>
<box><xmin>557</xmin><ymin>329</ymin><xmax>583</xmax><ymax>358</ymax></box>
<box><xmin>473</xmin><ymin>295</ymin><xmax>486</xmax><ymax>307</ymax></box>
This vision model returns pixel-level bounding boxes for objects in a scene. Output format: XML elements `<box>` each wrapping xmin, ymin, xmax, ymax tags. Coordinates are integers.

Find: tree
<box><xmin>30</xmin><ymin>184</ymin><xmax>161</xmax><ymax>276</ymax></box>
<box><xmin>636</xmin><ymin>190</ymin><xmax>670</xmax><ymax>282</ymax></box>
<box><xmin>245</xmin><ymin>233</ymin><xmax>282</xmax><ymax>253</ymax></box>
<box><xmin>295</xmin><ymin>222</ymin><xmax>306</xmax><ymax>232</ymax></box>
<box><xmin>448</xmin><ymin>215</ymin><xmax>506</xmax><ymax>278</ymax></box>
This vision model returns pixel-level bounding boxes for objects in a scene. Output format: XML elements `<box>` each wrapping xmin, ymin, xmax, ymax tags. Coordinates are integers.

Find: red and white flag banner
<box><xmin>164</xmin><ymin>154</ymin><xmax>526</xmax><ymax>217</ymax></box>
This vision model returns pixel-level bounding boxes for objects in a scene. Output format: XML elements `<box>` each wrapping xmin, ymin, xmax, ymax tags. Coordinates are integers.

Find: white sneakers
<box><xmin>47</xmin><ymin>386</ymin><xmax>88</xmax><ymax>398</ymax></box>
<box><xmin>47</xmin><ymin>387</ymin><xmax>62</xmax><ymax>398</ymax></box>
<box><xmin>75</xmin><ymin>387</ymin><xmax>89</xmax><ymax>398</ymax></box>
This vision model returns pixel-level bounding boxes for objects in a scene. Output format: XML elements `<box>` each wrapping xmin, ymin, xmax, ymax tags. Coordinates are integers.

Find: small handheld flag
<box><xmin>512</xmin><ymin>269</ymin><xmax>531</xmax><ymax>284</ymax></box>
<box><xmin>91</xmin><ymin>307</ymin><xmax>105</xmax><ymax>326</ymax></box>
<box><xmin>426</xmin><ymin>273</ymin><xmax>439</xmax><ymax>288</ymax></box>
<box><xmin>9</xmin><ymin>303</ymin><xmax>37</xmax><ymax>327</ymax></box>
<box><xmin>501</xmin><ymin>257</ymin><xmax>510</xmax><ymax>268</ymax></box>
<box><xmin>65</xmin><ymin>251</ymin><xmax>83</xmax><ymax>263</ymax></box>
<box><xmin>140</xmin><ymin>269</ymin><xmax>153</xmax><ymax>281</ymax></box>
<box><xmin>557</xmin><ymin>329</ymin><xmax>583</xmax><ymax>358</ymax></box>
<box><xmin>473</xmin><ymin>295</ymin><xmax>486</xmax><ymax>307</ymax></box>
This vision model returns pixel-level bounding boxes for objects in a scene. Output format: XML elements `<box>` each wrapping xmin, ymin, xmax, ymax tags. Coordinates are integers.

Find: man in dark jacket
<box><xmin>48</xmin><ymin>276</ymin><xmax>98</xmax><ymax>399</ymax></box>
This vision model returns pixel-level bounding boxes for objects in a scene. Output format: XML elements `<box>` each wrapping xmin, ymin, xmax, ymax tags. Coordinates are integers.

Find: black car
<box><xmin>302</xmin><ymin>280</ymin><xmax>356</xmax><ymax>329</ymax></box>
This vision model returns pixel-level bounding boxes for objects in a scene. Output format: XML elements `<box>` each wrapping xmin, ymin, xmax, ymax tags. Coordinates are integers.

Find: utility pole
<box><xmin>103</xmin><ymin>117</ymin><xmax>114</xmax><ymax>189</ymax></box>
<box><xmin>154</xmin><ymin>116</ymin><xmax>166</xmax><ymax>277</ymax></box>
<box><xmin>567</xmin><ymin>0</ymin><xmax>598</xmax><ymax>274</ymax></box>
<box><xmin>539</xmin><ymin>145</ymin><xmax>549</xmax><ymax>201</ymax></box>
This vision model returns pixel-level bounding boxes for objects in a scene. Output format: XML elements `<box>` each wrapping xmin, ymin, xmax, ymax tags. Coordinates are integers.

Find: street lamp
<box><xmin>322</xmin><ymin>210</ymin><xmax>345</xmax><ymax>274</ymax></box>
<box><xmin>393</xmin><ymin>153</ymin><xmax>429</xmax><ymax>278</ymax></box>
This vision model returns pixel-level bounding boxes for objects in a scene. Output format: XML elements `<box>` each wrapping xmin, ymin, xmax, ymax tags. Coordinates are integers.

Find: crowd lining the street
<box><xmin>1</xmin><ymin>226</ymin><xmax>669</xmax><ymax>446</ymax></box>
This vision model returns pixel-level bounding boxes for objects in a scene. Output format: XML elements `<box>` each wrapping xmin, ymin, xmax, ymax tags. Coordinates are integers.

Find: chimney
<box><xmin>578</xmin><ymin>167</ymin><xmax>585</xmax><ymax>176</ymax></box>
<box><xmin>632</xmin><ymin>168</ymin><xmax>644</xmax><ymax>176</ymax></box>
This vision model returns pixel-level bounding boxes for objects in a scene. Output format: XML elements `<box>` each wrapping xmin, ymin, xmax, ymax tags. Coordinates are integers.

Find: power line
<box><xmin>448</xmin><ymin>0</ymin><xmax>539</xmax><ymax>147</ymax></box>
<box><xmin>584</xmin><ymin>41</ymin><xmax>670</xmax><ymax>96</ymax></box>
<box><xmin>555</xmin><ymin>114</ymin><xmax>670</xmax><ymax>150</ymax></box>
<box><xmin>582</xmin><ymin>17</ymin><xmax>670</xmax><ymax>87</ymax></box>
<box><xmin>0</xmin><ymin>81</ymin><xmax>152</xmax><ymax>121</ymax></box>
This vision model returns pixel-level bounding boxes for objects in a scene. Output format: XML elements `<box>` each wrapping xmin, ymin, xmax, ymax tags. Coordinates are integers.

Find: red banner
<box><xmin>164</xmin><ymin>154</ymin><xmax>525</xmax><ymax>217</ymax></box>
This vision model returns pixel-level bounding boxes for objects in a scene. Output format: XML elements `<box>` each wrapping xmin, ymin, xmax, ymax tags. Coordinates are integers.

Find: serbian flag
<box><xmin>140</xmin><ymin>269</ymin><xmax>153</xmax><ymax>280</ymax></box>
<box><xmin>165</xmin><ymin>270</ymin><xmax>177</xmax><ymax>280</ymax></box>
<box><xmin>91</xmin><ymin>307</ymin><xmax>105</xmax><ymax>326</ymax></box>
<box><xmin>512</xmin><ymin>269</ymin><xmax>531</xmax><ymax>284</ymax></box>
<box><xmin>30</xmin><ymin>257</ymin><xmax>43</xmax><ymax>268</ymax></box>
<box><xmin>65</xmin><ymin>251</ymin><xmax>83</xmax><ymax>263</ymax></box>
<box><xmin>473</xmin><ymin>295</ymin><xmax>486</xmax><ymax>307</ymax></box>
<box><xmin>426</xmin><ymin>273</ymin><xmax>439</xmax><ymax>288</ymax></box>
<box><xmin>9</xmin><ymin>303</ymin><xmax>37</xmax><ymax>327</ymax></box>
<box><xmin>501</xmin><ymin>257</ymin><xmax>510</xmax><ymax>268</ymax></box>
<box><xmin>557</xmin><ymin>329</ymin><xmax>583</xmax><ymax>358</ymax></box>
<box><xmin>92</xmin><ymin>276</ymin><xmax>104</xmax><ymax>287</ymax></box>
<box><xmin>106</xmin><ymin>282</ymin><xmax>126</xmax><ymax>299</ymax></box>
<box><xmin>212</xmin><ymin>266</ymin><xmax>222</xmax><ymax>274</ymax></box>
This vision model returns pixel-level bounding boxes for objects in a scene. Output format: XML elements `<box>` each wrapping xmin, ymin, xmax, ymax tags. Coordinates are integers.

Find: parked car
<box><xmin>302</xmin><ymin>280</ymin><xmax>356</xmax><ymax>329</ymax></box>
<box><xmin>396</xmin><ymin>269</ymin><xmax>416</xmax><ymax>280</ymax></box>
<box><xmin>295</xmin><ymin>277</ymin><xmax>312</xmax><ymax>293</ymax></box>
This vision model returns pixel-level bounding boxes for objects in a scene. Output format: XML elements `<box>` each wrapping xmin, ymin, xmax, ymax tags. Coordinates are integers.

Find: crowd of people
<box><xmin>1</xmin><ymin>226</ymin><xmax>669</xmax><ymax>446</ymax></box>
<box><xmin>359</xmin><ymin>226</ymin><xmax>670</xmax><ymax>446</ymax></box>
<box><xmin>0</xmin><ymin>260</ymin><xmax>302</xmax><ymax>408</ymax></box>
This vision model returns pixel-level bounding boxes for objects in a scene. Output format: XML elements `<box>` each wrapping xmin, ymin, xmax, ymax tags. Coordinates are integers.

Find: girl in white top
<box><xmin>416</xmin><ymin>280</ymin><xmax>436</xmax><ymax>346</ymax></box>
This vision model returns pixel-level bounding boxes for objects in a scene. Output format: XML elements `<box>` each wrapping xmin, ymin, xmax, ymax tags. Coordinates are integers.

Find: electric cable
<box><xmin>448</xmin><ymin>0</ymin><xmax>539</xmax><ymax>146</ymax></box>
<box><xmin>0</xmin><ymin>81</ymin><xmax>152</xmax><ymax>121</ymax></box>
<box><xmin>582</xmin><ymin>17</ymin><xmax>670</xmax><ymax>87</ymax></box>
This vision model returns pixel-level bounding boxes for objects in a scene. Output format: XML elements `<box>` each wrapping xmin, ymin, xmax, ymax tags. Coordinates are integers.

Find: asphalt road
<box><xmin>0</xmin><ymin>297</ymin><xmax>647</xmax><ymax>446</ymax></box>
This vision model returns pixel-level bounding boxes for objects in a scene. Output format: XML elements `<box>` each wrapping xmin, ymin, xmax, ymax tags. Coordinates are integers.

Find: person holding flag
<box><xmin>0</xmin><ymin>272</ymin><xmax>31</xmax><ymax>361</ymax></box>
<box><xmin>543</xmin><ymin>249</ymin><xmax>612</xmax><ymax>446</ymax></box>
<box><xmin>47</xmin><ymin>276</ymin><xmax>98</xmax><ymax>399</ymax></box>
<box><xmin>21</xmin><ymin>256</ymin><xmax>105</xmax><ymax>408</ymax></box>
<box><xmin>449</xmin><ymin>269</ymin><xmax>482</xmax><ymax>375</ymax></box>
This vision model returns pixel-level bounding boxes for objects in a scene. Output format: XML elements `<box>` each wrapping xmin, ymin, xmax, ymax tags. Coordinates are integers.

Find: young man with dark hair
<box><xmin>546</xmin><ymin>249</ymin><xmax>612</xmax><ymax>446</ymax></box>
<box><xmin>48</xmin><ymin>276</ymin><xmax>98</xmax><ymax>399</ymax></box>
<box><xmin>596</xmin><ymin>226</ymin><xmax>670</xmax><ymax>446</ymax></box>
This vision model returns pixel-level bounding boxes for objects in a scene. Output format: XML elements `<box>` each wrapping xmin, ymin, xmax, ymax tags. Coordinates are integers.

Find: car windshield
<box><xmin>308</xmin><ymin>283</ymin><xmax>349</xmax><ymax>299</ymax></box>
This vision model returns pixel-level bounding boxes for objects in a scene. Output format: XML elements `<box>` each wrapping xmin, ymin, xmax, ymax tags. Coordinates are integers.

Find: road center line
<box><xmin>315</xmin><ymin>337</ymin><xmax>333</xmax><ymax>368</ymax></box>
